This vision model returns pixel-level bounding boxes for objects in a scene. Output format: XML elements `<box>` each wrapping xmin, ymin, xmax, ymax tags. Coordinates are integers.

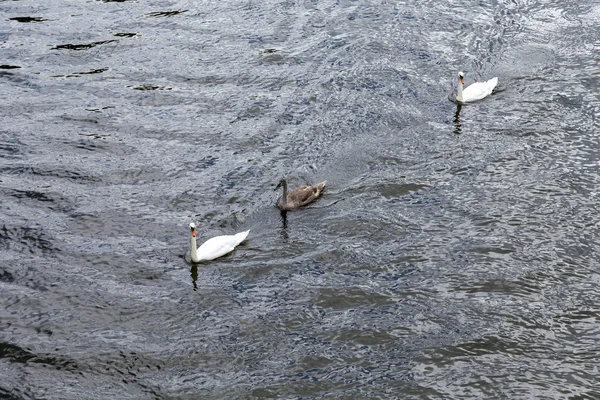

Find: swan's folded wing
<box><xmin>233</xmin><ymin>230</ymin><xmax>250</xmax><ymax>246</ymax></box>
<box><xmin>196</xmin><ymin>235</ymin><xmax>238</xmax><ymax>261</ymax></box>
<box><xmin>288</xmin><ymin>186</ymin><xmax>319</xmax><ymax>206</ymax></box>
<box><xmin>486</xmin><ymin>77</ymin><xmax>498</xmax><ymax>89</ymax></box>
<box><xmin>462</xmin><ymin>78</ymin><xmax>497</xmax><ymax>102</ymax></box>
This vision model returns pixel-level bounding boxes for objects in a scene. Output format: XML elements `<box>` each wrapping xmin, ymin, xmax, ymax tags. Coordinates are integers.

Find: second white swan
<box><xmin>456</xmin><ymin>71</ymin><xmax>498</xmax><ymax>103</ymax></box>
<box><xmin>188</xmin><ymin>223</ymin><xmax>249</xmax><ymax>262</ymax></box>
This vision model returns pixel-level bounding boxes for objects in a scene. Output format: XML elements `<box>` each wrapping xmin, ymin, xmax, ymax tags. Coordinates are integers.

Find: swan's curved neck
<box><xmin>190</xmin><ymin>233</ymin><xmax>198</xmax><ymax>261</ymax></box>
<box><xmin>457</xmin><ymin>79</ymin><xmax>464</xmax><ymax>102</ymax></box>
<box><xmin>281</xmin><ymin>181</ymin><xmax>288</xmax><ymax>204</ymax></box>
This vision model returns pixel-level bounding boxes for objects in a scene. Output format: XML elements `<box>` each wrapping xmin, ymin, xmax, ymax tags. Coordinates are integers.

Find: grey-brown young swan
<box><xmin>275</xmin><ymin>178</ymin><xmax>327</xmax><ymax>211</ymax></box>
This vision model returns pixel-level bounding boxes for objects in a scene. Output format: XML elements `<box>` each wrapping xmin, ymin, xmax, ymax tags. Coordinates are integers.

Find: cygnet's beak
<box><xmin>275</xmin><ymin>182</ymin><xmax>282</xmax><ymax>191</ymax></box>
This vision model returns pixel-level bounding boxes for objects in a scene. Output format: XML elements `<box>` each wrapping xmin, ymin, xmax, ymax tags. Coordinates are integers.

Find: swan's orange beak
<box><xmin>191</xmin><ymin>229</ymin><xmax>196</xmax><ymax>238</ymax></box>
<box><xmin>460</xmin><ymin>77</ymin><xmax>464</xmax><ymax>84</ymax></box>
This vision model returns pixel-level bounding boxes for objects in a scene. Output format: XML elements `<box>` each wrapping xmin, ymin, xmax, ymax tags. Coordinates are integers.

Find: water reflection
<box><xmin>190</xmin><ymin>264</ymin><xmax>198</xmax><ymax>291</ymax></box>
<box><xmin>453</xmin><ymin>103</ymin><xmax>463</xmax><ymax>135</ymax></box>
<box><xmin>279</xmin><ymin>210</ymin><xmax>289</xmax><ymax>240</ymax></box>
<box><xmin>4</xmin><ymin>0</ymin><xmax>599</xmax><ymax>396</ymax></box>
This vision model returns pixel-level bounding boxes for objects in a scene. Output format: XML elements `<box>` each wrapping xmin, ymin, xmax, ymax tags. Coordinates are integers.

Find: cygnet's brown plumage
<box><xmin>275</xmin><ymin>178</ymin><xmax>327</xmax><ymax>211</ymax></box>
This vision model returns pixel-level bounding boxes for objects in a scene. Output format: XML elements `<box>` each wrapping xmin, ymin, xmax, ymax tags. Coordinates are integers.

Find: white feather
<box><xmin>457</xmin><ymin>72</ymin><xmax>497</xmax><ymax>103</ymax></box>
<box><xmin>189</xmin><ymin>223</ymin><xmax>249</xmax><ymax>262</ymax></box>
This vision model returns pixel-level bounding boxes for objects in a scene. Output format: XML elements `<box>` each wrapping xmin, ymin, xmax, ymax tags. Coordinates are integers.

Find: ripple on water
<box><xmin>1</xmin><ymin>0</ymin><xmax>600</xmax><ymax>398</ymax></box>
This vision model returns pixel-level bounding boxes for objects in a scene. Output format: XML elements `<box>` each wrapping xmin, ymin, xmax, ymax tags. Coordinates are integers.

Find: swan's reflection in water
<box><xmin>453</xmin><ymin>103</ymin><xmax>463</xmax><ymax>135</ymax></box>
<box><xmin>279</xmin><ymin>210</ymin><xmax>289</xmax><ymax>240</ymax></box>
<box><xmin>190</xmin><ymin>264</ymin><xmax>198</xmax><ymax>291</ymax></box>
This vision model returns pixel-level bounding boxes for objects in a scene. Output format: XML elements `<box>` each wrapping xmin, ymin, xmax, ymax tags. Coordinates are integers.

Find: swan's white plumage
<box><xmin>457</xmin><ymin>72</ymin><xmax>497</xmax><ymax>103</ymax></box>
<box><xmin>189</xmin><ymin>223</ymin><xmax>249</xmax><ymax>262</ymax></box>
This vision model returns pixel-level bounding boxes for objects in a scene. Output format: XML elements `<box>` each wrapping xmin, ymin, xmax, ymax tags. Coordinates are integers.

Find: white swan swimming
<box><xmin>188</xmin><ymin>223</ymin><xmax>249</xmax><ymax>262</ymax></box>
<box><xmin>456</xmin><ymin>71</ymin><xmax>498</xmax><ymax>103</ymax></box>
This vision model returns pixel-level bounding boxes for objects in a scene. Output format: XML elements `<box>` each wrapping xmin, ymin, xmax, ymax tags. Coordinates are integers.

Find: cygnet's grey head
<box><xmin>275</xmin><ymin>178</ymin><xmax>287</xmax><ymax>191</ymax></box>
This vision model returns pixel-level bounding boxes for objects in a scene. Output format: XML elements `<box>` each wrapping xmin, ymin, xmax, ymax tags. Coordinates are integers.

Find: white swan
<box><xmin>188</xmin><ymin>223</ymin><xmax>249</xmax><ymax>262</ymax></box>
<box><xmin>456</xmin><ymin>71</ymin><xmax>498</xmax><ymax>103</ymax></box>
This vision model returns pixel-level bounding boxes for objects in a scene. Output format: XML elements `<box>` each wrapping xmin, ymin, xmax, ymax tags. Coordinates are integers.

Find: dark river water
<box><xmin>2</xmin><ymin>0</ymin><xmax>600</xmax><ymax>398</ymax></box>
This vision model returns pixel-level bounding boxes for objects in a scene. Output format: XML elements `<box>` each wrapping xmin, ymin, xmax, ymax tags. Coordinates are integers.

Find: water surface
<box><xmin>1</xmin><ymin>0</ymin><xmax>600</xmax><ymax>398</ymax></box>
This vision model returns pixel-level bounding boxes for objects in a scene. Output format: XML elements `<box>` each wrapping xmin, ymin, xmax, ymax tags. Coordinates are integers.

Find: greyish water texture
<box><xmin>1</xmin><ymin>0</ymin><xmax>600</xmax><ymax>398</ymax></box>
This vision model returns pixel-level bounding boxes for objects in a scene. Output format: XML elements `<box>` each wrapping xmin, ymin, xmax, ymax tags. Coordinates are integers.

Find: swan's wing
<box><xmin>233</xmin><ymin>230</ymin><xmax>250</xmax><ymax>247</ymax></box>
<box><xmin>196</xmin><ymin>234</ymin><xmax>239</xmax><ymax>261</ymax></box>
<box><xmin>462</xmin><ymin>77</ymin><xmax>498</xmax><ymax>102</ymax></box>
<box><xmin>288</xmin><ymin>185</ymin><xmax>321</xmax><ymax>206</ymax></box>
<box><xmin>485</xmin><ymin>77</ymin><xmax>498</xmax><ymax>89</ymax></box>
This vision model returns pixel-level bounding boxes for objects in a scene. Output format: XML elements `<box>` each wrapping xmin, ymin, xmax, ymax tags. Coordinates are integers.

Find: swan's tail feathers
<box><xmin>316</xmin><ymin>180</ymin><xmax>327</xmax><ymax>193</ymax></box>
<box><xmin>234</xmin><ymin>230</ymin><xmax>250</xmax><ymax>246</ymax></box>
<box><xmin>488</xmin><ymin>77</ymin><xmax>498</xmax><ymax>90</ymax></box>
